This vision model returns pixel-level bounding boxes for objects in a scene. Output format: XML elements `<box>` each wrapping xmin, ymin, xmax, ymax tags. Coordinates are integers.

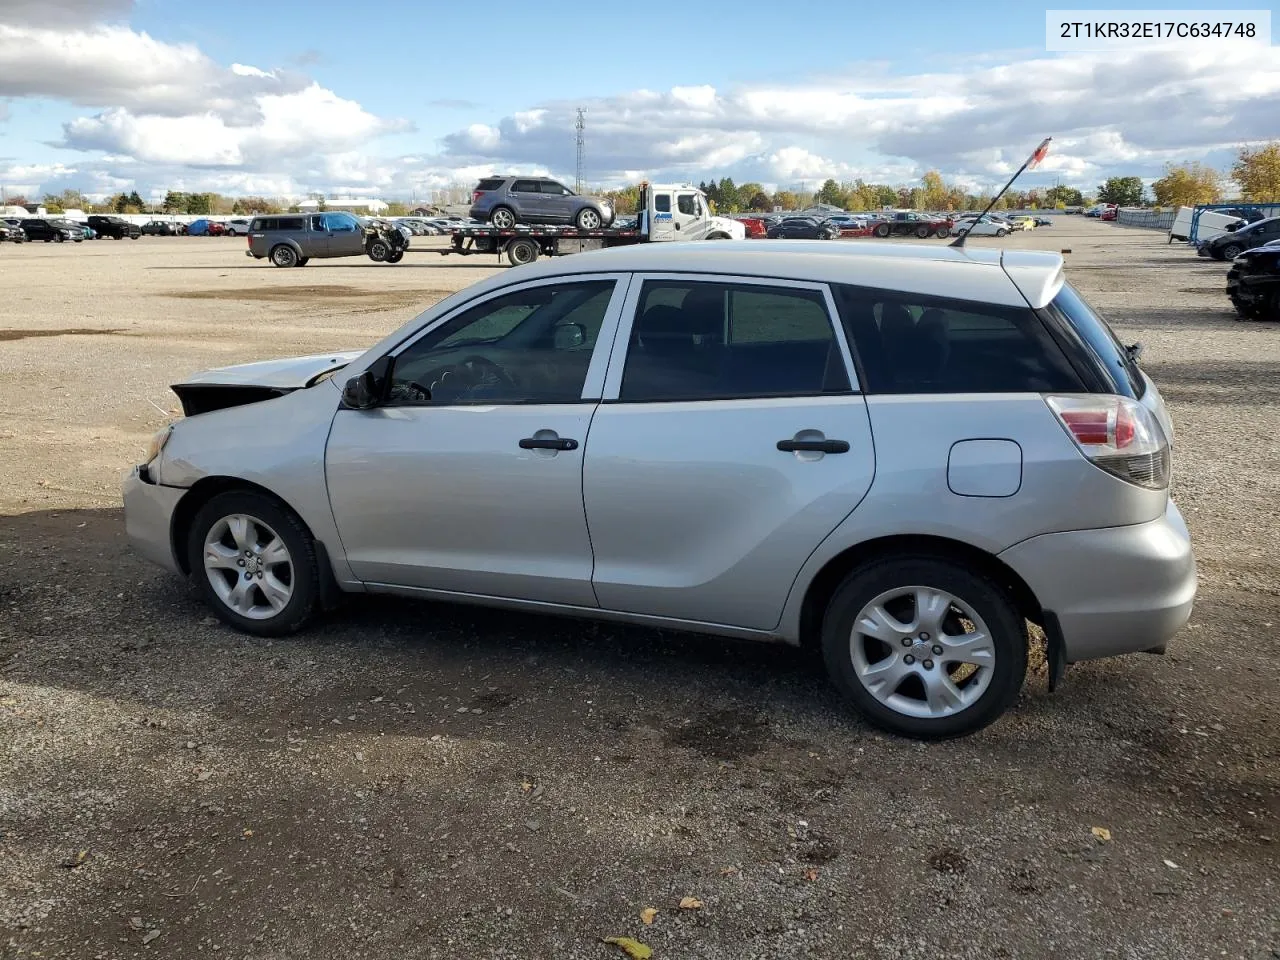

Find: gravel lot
<box><xmin>1</xmin><ymin>224</ymin><xmax>1277</xmax><ymax>960</ymax></box>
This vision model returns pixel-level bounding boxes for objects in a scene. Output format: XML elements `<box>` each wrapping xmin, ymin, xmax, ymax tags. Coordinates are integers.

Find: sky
<box><xmin>0</xmin><ymin>0</ymin><xmax>1277</xmax><ymax>203</ymax></box>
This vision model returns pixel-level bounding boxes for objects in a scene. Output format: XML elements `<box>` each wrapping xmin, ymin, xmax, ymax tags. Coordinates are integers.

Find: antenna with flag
<box><xmin>951</xmin><ymin>136</ymin><xmax>1051</xmax><ymax>248</ymax></box>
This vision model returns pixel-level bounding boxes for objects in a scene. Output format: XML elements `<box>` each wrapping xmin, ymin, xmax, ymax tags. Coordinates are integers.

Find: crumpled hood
<box><xmin>170</xmin><ymin>350</ymin><xmax>365</xmax><ymax>417</ymax></box>
<box><xmin>175</xmin><ymin>350</ymin><xmax>365</xmax><ymax>389</ymax></box>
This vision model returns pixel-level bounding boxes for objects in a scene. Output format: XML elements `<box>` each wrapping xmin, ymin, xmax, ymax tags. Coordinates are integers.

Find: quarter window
<box><xmin>618</xmin><ymin>281</ymin><xmax>850</xmax><ymax>402</ymax></box>
<box><xmin>387</xmin><ymin>281</ymin><xmax>616</xmax><ymax>405</ymax></box>
<box><xmin>831</xmin><ymin>284</ymin><xmax>1082</xmax><ymax>394</ymax></box>
<box><xmin>654</xmin><ymin>194</ymin><xmax>672</xmax><ymax>213</ymax></box>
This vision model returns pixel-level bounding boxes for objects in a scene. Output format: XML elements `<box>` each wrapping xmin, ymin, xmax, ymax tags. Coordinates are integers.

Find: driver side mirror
<box><xmin>552</xmin><ymin>322</ymin><xmax>586</xmax><ymax>350</ymax></box>
<box><xmin>342</xmin><ymin>355</ymin><xmax>392</xmax><ymax>409</ymax></box>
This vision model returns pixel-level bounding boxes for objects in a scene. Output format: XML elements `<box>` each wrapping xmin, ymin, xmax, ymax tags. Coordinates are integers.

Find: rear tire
<box><xmin>507</xmin><ymin>238</ymin><xmax>539</xmax><ymax>266</ymax></box>
<box><xmin>874</xmin><ymin>223</ymin><xmax>891</xmax><ymax>238</ymax></box>
<box><xmin>187</xmin><ymin>490</ymin><xmax>319</xmax><ymax>637</ymax></box>
<box><xmin>820</xmin><ymin>556</ymin><xmax>1027</xmax><ymax>739</ymax></box>
<box><xmin>575</xmin><ymin>208</ymin><xmax>602</xmax><ymax>230</ymax></box>
<box><xmin>489</xmin><ymin>206</ymin><xmax>516</xmax><ymax>229</ymax></box>
<box><xmin>270</xmin><ymin>244</ymin><xmax>297</xmax><ymax>267</ymax></box>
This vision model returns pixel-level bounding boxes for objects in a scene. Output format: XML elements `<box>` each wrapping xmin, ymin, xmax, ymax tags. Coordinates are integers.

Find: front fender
<box><xmin>159</xmin><ymin>381</ymin><xmax>359</xmax><ymax>586</ymax></box>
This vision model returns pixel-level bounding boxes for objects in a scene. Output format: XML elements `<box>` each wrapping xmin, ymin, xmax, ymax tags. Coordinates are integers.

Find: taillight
<box><xmin>472</xmin><ymin>190</ymin><xmax>482</xmax><ymax>204</ymax></box>
<box><xmin>1045</xmin><ymin>395</ymin><xmax>1169</xmax><ymax>489</ymax></box>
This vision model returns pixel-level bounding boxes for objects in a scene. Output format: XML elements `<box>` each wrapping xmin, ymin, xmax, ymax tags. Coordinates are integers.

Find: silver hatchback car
<box><xmin>123</xmin><ymin>242</ymin><xmax>1195</xmax><ymax>738</ymax></box>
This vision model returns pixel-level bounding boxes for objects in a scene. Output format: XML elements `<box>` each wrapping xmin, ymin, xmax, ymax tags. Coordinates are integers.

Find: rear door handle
<box><xmin>519</xmin><ymin>436</ymin><xmax>578</xmax><ymax>451</ymax></box>
<box><xmin>777</xmin><ymin>438</ymin><xmax>849</xmax><ymax>454</ymax></box>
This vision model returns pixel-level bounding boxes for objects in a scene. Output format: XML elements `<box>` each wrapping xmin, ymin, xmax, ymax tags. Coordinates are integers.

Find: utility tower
<box><xmin>575</xmin><ymin>108</ymin><xmax>586</xmax><ymax>194</ymax></box>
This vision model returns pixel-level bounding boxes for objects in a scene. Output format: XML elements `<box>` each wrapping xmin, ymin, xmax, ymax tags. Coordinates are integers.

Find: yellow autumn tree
<box><xmin>1152</xmin><ymin>162</ymin><xmax>1222</xmax><ymax>207</ymax></box>
<box><xmin>1232</xmin><ymin>142</ymin><xmax>1280</xmax><ymax>201</ymax></box>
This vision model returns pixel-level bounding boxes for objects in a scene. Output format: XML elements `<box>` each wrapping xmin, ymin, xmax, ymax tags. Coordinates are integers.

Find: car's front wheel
<box><xmin>874</xmin><ymin>223</ymin><xmax>891</xmax><ymax>238</ymax></box>
<box><xmin>187</xmin><ymin>491</ymin><xmax>319</xmax><ymax>636</ymax></box>
<box><xmin>997</xmin><ymin>228</ymin><xmax>1009</xmax><ymax>237</ymax></box>
<box><xmin>821</xmin><ymin>556</ymin><xmax>1027</xmax><ymax>739</ymax></box>
<box><xmin>1219</xmin><ymin>243</ymin><xmax>1243</xmax><ymax>260</ymax></box>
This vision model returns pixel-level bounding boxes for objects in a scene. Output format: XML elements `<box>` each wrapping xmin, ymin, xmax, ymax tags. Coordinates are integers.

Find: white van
<box><xmin>1168</xmin><ymin>205</ymin><xmax>1243</xmax><ymax>244</ymax></box>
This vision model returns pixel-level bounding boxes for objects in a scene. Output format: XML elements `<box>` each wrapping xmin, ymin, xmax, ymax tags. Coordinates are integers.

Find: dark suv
<box><xmin>469</xmin><ymin>176</ymin><xmax>614</xmax><ymax>230</ymax></box>
<box><xmin>1200</xmin><ymin>216</ymin><xmax>1280</xmax><ymax>260</ymax></box>
<box><xmin>87</xmin><ymin>215</ymin><xmax>142</xmax><ymax>239</ymax></box>
<box><xmin>19</xmin><ymin>218</ymin><xmax>83</xmax><ymax>242</ymax></box>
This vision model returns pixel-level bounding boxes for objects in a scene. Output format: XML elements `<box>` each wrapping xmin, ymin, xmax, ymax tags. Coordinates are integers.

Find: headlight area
<box><xmin>140</xmin><ymin>424</ymin><xmax>173</xmax><ymax>483</ymax></box>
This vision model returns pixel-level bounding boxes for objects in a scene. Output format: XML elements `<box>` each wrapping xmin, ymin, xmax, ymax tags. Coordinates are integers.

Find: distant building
<box><xmin>297</xmin><ymin>197</ymin><xmax>388</xmax><ymax>214</ymax></box>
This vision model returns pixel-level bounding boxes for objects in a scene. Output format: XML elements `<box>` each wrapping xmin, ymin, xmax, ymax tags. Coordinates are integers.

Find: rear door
<box><xmin>581</xmin><ymin>275</ymin><xmax>876</xmax><ymax>631</ymax></box>
<box><xmin>509</xmin><ymin>179</ymin><xmax>544</xmax><ymax>220</ymax></box>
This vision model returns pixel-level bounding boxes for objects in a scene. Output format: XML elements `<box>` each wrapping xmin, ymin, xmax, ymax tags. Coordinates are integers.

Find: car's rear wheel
<box><xmin>821</xmin><ymin>556</ymin><xmax>1027</xmax><ymax>739</ymax></box>
<box><xmin>575</xmin><ymin>208</ymin><xmax>602</xmax><ymax>230</ymax></box>
<box><xmin>187</xmin><ymin>491</ymin><xmax>319</xmax><ymax>636</ymax></box>
<box><xmin>874</xmin><ymin>223</ymin><xmax>891</xmax><ymax>238</ymax></box>
<box><xmin>270</xmin><ymin>244</ymin><xmax>297</xmax><ymax>267</ymax></box>
<box><xmin>489</xmin><ymin>206</ymin><xmax>516</xmax><ymax>229</ymax></box>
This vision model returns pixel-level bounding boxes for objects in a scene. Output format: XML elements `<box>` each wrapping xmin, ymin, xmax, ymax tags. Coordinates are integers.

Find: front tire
<box><xmin>270</xmin><ymin>244</ymin><xmax>297</xmax><ymax>267</ymax></box>
<box><xmin>1220</xmin><ymin>243</ymin><xmax>1243</xmax><ymax>260</ymax></box>
<box><xmin>187</xmin><ymin>491</ymin><xmax>319</xmax><ymax>637</ymax></box>
<box><xmin>874</xmin><ymin>223</ymin><xmax>891</xmax><ymax>238</ymax></box>
<box><xmin>934</xmin><ymin>227</ymin><xmax>950</xmax><ymax>239</ymax></box>
<box><xmin>385</xmin><ymin>250</ymin><xmax>404</xmax><ymax>263</ymax></box>
<box><xmin>997</xmin><ymin>228</ymin><xmax>1009</xmax><ymax>238</ymax></box>
<box><xmin>295</xmin><ymin>256</ymin><xmax>310</xmax><ymax>267</ymax></box>
<box><xmin>820</xmin><ymin>556</ymin><xmax>1027</xmax><ymax>739</ymax></box>
<box><xmin>367</xmin><ymin>239</ymin><xmax>389</xmax><ymax>262</ymax></box>
<box><xmin>489</xmin><ymin>206</ymin><xmax>516</xmax><ymax>229</ymax></box>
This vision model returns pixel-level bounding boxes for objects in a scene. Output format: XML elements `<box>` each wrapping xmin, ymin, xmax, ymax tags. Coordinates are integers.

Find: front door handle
<box><xmin>519</xmin><ymin>436</ymin><xmax>578</xmax><ymax>451</ymax></box>
<box><xmin>777</xmin><ymin>438</ymin><xmax>849</xmax><ymax>454</ymax></box>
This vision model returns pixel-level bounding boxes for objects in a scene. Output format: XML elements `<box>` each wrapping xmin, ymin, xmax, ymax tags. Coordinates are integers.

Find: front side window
<box><xmin>540</xmin><ymin>181</ymin><xmax>568</xmax><ymax>196</ymax></box>
<box><xmin>677</xmin><ymin>193</ymin><xmax>698</xmax><ymax>216</ymax></box>
<box><xmin>387</xmin><ymin>281</ymin><xmax>616</xmax><ymax>405</ymax></box>
<box><xmin>325</xmin><ymin>213</ymin><xmax>359</xmax><ymax>232</ymax></box>
<box><xmin>310</xmin><ymin>215</ymin><xmax>325</xmax><ymax>231</ymax></box>
<box><xmin>831</xmin><ymin>283</ymin><xmax>1083</xmax><ymax>395</ymax></box>
<box><xmin>618</xmin><ymin>280</ymin><xmax>850</xmax><ymax>402</ymax></box>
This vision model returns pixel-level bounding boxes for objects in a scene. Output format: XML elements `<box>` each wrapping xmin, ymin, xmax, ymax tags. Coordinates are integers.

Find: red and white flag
<box><xmin>1028</xmin><ymin>137</ymin><xmax>1052</xmax><ymax>169</ymax></box>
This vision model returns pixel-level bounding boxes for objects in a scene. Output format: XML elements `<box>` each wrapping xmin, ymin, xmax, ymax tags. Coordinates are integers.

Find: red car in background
<box><xmin>1100</xmin><ymin>206</ymin><xmax>1118</xmax><ymax>221</ymax></box>
<box><xmin>736</xmin><ymin>216</ymin><xmax>771</xmax><ymax>238</ymax></box>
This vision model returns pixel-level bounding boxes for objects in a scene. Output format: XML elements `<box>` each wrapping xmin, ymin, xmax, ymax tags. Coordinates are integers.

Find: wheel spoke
<box><xmin>259</xmin><ymin>572</ymin><xmax>291</xmax><ymax>611</ymax></box>
<box><xmin>856</xmin><ymin>603</ymin><xmax>909</xmax><ymax>644</ymax></box>
<box><xmin>914</xmin><ymin>588</ymin><xmax>952</xmax><ymax>637</ymax></box>
<box><xmin>259</xmin><ymin>537</ymin><xmax>290</xmax><ymax>567</ymax></box>
<box><xmin>858</xmin><ymin>653</ymin><xmax>910</xmax><ymax>697</ymax></box>
<box><xmin>227</xmin><ymin>515</ymin><xmax>254</xmax><ymax>553</ymax></box>
<box><xmin>923</xmin><ymin>672</ymin><xmax>966</xmax><ymax>715</ymax></box>
<box><xmin>226</xmin><ymin>576</ymin><xmax>254</xmax><ymax>613</ymax></box>
<box><xmin>204</xmin><ymin>542</ymin><xmax>240</xmax><ymax>570</ymax></box>
<box><xmin>940</xmin><ymin>631</ymin><xmax>995</xmax><ymax>667</ymax></box>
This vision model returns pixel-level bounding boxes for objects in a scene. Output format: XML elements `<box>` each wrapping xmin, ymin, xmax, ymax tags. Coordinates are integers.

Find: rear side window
<box><xmin>277</xmin><ymin>217</ymin><xmax>304</xmax><ymax>231</ymax></box>
<box><xmin>477</xmin><ymin>178</ymin><xmax>505</xmax><ymax>192</ymax></box>
<box><xmin>1046</xmin><ymin>283</ymin><xmax>1144</xmax><ymax>398</ymax></box>
<box><xmin>511</xmin><ymin>180</ymin><xmax>539</xmax><ymax>193</ymax></box>
<box><xmin>619</xmin><ymin>280</ymin><xmax>850</xmax><ymax>402</ymax></box>
<box><xmin>831</xmin><ymin>284</ymin><xmax>1082</xmax><ymax>395</ymax></box>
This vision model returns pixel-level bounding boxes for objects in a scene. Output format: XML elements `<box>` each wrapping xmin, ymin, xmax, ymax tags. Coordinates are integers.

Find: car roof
<box><xmin>489</xmin><ymin>240</ymin><xmax>1067</xmax><ymax>309</ymax></box>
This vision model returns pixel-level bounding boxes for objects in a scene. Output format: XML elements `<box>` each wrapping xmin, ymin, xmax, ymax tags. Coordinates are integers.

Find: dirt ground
<box><xmin>1</xmin><ymin>225</ymin><xmax>1277</xmax><ymax>960</ymax></box>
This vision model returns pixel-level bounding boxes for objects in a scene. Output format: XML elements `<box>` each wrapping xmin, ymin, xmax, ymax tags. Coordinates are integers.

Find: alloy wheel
<box><xmin>203</xmin><ymin>514</ymin><xmax>294</xmax><ymax>620</ymax></box>
<box><xmin>848</xmin><ymin>585</ymin><xmax>996</xmax><ymax>720</ymax></box>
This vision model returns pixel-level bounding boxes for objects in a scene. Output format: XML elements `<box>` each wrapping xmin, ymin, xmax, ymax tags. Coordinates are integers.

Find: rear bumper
<box><xmin>122</xmin><ymin>466</ymin><xmax>186</xmax><ymax>575</ymax></box>
<box><xmin>999</xmin><ymin>501</ymin><xmax>1196</xmax><ymax>663</ymax></box>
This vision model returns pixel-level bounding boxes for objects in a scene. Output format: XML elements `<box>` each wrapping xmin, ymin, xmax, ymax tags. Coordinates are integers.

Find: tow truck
<box><xmin>433</xmin><ymin>182</ymin><xmax>745</xmax><ymax>266</ymax></box>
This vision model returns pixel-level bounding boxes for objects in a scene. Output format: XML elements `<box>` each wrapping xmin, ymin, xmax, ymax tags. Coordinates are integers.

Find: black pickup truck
<box><xmin>87</xmin><ymin>215</ymin><xmax>142</xmax><ymax>239</ymax></box>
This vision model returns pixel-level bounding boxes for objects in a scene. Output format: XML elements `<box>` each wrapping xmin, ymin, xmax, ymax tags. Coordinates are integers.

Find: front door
<box><xmin>582</xmin><ymin>275</ymin><xmax>876</xmax><ymax>631</ymax></box>
<box><xmin>325</xmin><ymin>275</ymin><xmax>630</xmax><ymax>606</ymax></box>
<box><xmin>648</xmin><ymin>190</ymin><xmax>676</xmax><ymax>241</ymax></box>
<box><xmin>323</xmin><ymin>212</ymin><xmax>365</xmax><ymax>255</ymax></box>
<box><xmin>674</xmin><ymin>190</ymin><xmax>706</xmax><ymax>238</ymax></box>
